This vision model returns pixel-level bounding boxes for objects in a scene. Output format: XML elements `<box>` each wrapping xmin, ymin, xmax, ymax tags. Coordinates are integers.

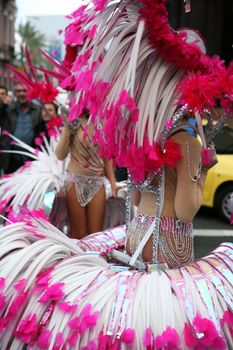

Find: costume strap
<box><xmin>195</xmin><ymin>112</ymin><xmax>207</xmax><ymax>148</ymax></box>
<box><xmin>129</xmin><ymin>168</ymin><xmax>165</xmax><ymax>266</ymax></box>
<box><xmin>129</xmin><ymin>218</ymin><xmax>155</xmax><ymax>266</ymax></box>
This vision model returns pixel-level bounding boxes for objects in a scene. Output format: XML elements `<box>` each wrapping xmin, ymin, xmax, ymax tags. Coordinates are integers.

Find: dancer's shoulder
<box><xmin>171</xmin><ymin>131</ymin><xmax>201</xmax><ymax>150</ymax></box>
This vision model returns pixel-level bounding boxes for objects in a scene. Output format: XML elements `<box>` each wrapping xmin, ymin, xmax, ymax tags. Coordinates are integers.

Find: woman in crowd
<box><xmin>41</xmin><ymin>102</ymin><xmax>59</xmax><ymax>123</ymax></box>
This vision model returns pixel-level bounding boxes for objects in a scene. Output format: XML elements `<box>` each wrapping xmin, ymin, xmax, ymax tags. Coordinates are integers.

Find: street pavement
<box><xmin>194</xmin><ymin>206</ymin><xmax>233</xmax><ymax>258</ymax></box>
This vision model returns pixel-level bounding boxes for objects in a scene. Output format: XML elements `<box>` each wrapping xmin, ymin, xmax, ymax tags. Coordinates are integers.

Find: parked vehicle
<box><xmin>202</xmin><ymin>125</ymin><xmax>233</xmax><ymax>222</ymax></box>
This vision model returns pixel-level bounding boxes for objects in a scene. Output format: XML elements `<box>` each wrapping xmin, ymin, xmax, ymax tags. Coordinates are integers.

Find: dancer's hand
<box><xmin>202</xmin><ymin>144</ymin><xmax>218</xmax><ymax>171</ymax></box>
<box><xmin>111</xmin><ymin>183</ymin><xmax>117</xmax><ymax>197</ymax></box>
<box><xmin>62</xmin><ymin>124</ymin><xmax>73</xmax><ymax>138</ymax></box>
<box><xmin>104</xmin><ymin>160</ymin><xmax>117</xmax><ymax>197</ymax></box>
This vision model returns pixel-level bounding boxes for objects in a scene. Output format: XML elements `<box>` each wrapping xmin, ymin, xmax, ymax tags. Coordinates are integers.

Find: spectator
<box><xmin>39</xmin><ymin>102</ymin><xmax>63</xmax><ymax>142</ymax></box>
<box><xmin>0</xmin><ymin>86</ymin><xmax>12</xmax><ymax>174</ymax></box>
<box><xmin>0</xmin><ymin>86</ymin><xmax>13</xmax><ymax>105</ymax></box>
<box><xmin>42</xmin><ymin>102</ymin><xmax>58</xmax><ymax>123</ymax></box>
<box><xmin>0</xmin><ymin>85</ymin><xmax>7</xmax><ymax>103</ymax></box>
<box><xmin>5</xmin><ymin>84</ymin><xmax>43</xmax><ymax>173</ymax></box>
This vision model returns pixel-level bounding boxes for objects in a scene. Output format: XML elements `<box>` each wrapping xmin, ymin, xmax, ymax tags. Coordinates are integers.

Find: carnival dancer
<box><xmin>0</xmin><ymin>56</ymin><xmax>121</xmax><ymax>232</ymax></box>
<box><xmin>0</xmin><ymin>49</ymin><xmax>120</xmax><ymax>235</ymax></box>
<box><xmin>0</xmin><ymin>128</ymin><xmax>125</xmax><ymax>231</ymax></box>
<box><xmin>55</xmin><ymin>112</ymin><xmax>117</xmax><ymax>239</ymax></box>
<box><xmin>0</xmin><ymin>0</ymin><xmax>232</xmax><ymax>349</ymax></box>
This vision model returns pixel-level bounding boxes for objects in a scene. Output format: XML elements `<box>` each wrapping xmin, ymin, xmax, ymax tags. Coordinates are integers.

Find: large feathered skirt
<box><xmin>0</xmin><ymin>215</ymin><xmax>232</xmax><ymax>349</ymax></box>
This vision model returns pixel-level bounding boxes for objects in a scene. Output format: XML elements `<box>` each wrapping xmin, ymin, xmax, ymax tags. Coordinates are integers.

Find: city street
<box><xmin>0</xmin><ymin>205</ymin><xmax>232</xmax><ymax>259</ymax></box>
<box><xmin>194</xmin><ymin>206</ymin><xmax>233</xmax><ymax>258</ymax></box>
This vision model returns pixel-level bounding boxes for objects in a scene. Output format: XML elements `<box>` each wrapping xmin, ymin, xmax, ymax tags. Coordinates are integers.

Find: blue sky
<box><xmin>16</xmin><ymin>0</ymin><xmax>81</xmax><ymax>21</ymax></box>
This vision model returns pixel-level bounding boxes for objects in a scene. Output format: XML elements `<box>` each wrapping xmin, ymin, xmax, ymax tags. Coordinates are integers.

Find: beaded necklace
<box><xmin>185</xmin><ymin>143</ymin><xmax>202</xmax><ymax>182</ymax></box>
<box><xmin>71</xmin><ymin>123</ymin><xmax>105</xmax><ymax>174</ymax></box>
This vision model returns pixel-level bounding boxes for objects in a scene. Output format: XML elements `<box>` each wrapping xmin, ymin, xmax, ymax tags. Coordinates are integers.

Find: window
<box><xmin>213</xmin><ymin>126</ymin><xmax>233</xmax><ymax>154</ymax></box>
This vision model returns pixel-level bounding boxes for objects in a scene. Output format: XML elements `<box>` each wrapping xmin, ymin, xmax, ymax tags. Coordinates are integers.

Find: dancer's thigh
<box><xmin>66</xmin><ymin>184</ymin><xmax>87</xmax><ymax>239</ymax></box>
<box><xmin>87</xmin><ymin>185</ymin><xmax>106</xmax><ymax>234</ymax></box>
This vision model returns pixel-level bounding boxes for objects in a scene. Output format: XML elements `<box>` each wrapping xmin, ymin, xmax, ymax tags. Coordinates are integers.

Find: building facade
<box><xmin>0</xmin><ymin>0</ymin><xmax>16</xmax><ymax>89</ymax></box>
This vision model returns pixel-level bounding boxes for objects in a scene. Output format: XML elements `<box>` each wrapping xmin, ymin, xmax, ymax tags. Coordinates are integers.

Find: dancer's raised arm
<box><xmin>55</xmin><ymin>125</ymin><xmax>72</xmax><ymax>160</ymax></box>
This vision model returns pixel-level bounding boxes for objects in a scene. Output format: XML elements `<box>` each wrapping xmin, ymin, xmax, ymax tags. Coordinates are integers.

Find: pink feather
<box><xmin>143</xmin><ymin>328</ymin><xmax>153</xmax><ymax>346</ymax></box>
<box><xmin>68</xmin><ymin>316</ymin><xmax>80</xmax><ymax>330</ymax></box>
<box><xmin>121</xmin><ymin>328</ymin><xmax>135</xmax><ymax>345</ymax></box>
<box><xmin>0</xmin><ymin>293</ymin><xmax>6</xmax><ymax>311</ymax></box>
<box><xmin>39</xmin><ymin>283</ymin><xmax>65</xmax><ymax>303</ymax></box>
<box><xmin>14</xmin><ymin>279</ymin><xmax>27</xmax><ymax>292</ymax></box>
<box><xmin>201</xmin><ymin>148</ymin><xmax>214</xmax><ymax>166</ymax></box>
<box><xmin>57</xmin><ymin>302</ymin><xmax>78</xmax><ymax>313</ymax></box>
<box><xmin>14</xmin><ymin>313</ymin><xmax>38</xmax><ymax>344</ymax></box>
<box><xmin>55</xmin><ymin>332</ymin><xmax>65</xmax><ymax>346</ymax></box>
<box><xmin>67</xmin><ymin>330</ymin><xmax>79</xmax><ymax>346</ymax></box>
<box><xmin>97</xmin><ymin>331</ymin><xmax>110</xmax><ymax>350</ymax></box>
<box><xmin>37</xmin><ymin>329</ymin><xmax>51</xmax><ymax>349</ymax></box>
<box><xmin>0</xmin><ymin>277</ymin><xmax>5</xmax><ymax>290</ymax></box>
<box><xmin>184</xmin><ymin>315</ymin><xmax>227</xmax><ymax>350</ymax></box>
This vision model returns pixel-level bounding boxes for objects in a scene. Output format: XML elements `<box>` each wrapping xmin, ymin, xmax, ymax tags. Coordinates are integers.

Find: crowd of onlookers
<box><xmin>0</xmin><ymin>84</ymin><xmax>129</xmax><ymax>181</ymax></box>
<box><xmin>0</xmin><ymin>84</ymin><xmax>60</xmax><ymax>175</ymax></box>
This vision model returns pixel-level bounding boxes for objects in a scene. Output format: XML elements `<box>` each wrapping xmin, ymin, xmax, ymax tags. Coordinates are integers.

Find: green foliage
<box><xmin>18</xmin><ymin>21</ymin><xmax>47</xmax><ymax>49</ymax></box>
<box><xmin>17</xmin><ymin>20</ymin><xmax>50</xmax><ymax>69</ymax></box>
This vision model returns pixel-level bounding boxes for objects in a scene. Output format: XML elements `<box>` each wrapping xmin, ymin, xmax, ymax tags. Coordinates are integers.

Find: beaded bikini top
<box><xmin>70</xmin><ymin>120</ymin><xmax>105</xmax><ymax>174</ymax></box>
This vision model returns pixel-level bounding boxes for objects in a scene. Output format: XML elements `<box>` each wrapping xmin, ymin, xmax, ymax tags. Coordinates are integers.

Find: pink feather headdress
<box><xmin>56</xmin><ymin>0</ymin><xmax>232</xmax><ymax>181</ymax></box>
<box><xmin>9</xmin><ymin>0</ymin><xmax>233</xmax><ymax>182</ymax></box>
<box><xmin>7</xmin><ymin>48</ymin><xmax>59</xmax><ymax>104</ymax></box>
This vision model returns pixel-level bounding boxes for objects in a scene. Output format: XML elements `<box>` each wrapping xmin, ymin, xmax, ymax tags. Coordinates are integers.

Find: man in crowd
<box><xmin>0</xmin><ymin>85</ymin><xmax>12</xmax><ymax>174</ymax></box>
<box><xmin>2</xmin><ymin>84</ymin><xmax>43</xmax><ymax>173</ymax></box>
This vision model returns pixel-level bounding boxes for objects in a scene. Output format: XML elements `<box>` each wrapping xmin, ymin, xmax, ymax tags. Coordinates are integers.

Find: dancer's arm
<box><xmin>173</xmin><ymin>132</ymin><xmax>211</xmax><ymax>222</ymax></box>
<box><xmin>55</xmin><ymin>125</ymin><xmax>72</xmax><ymax>160</ymax></box>
<box><xmin>132</xmin><ymin>189</ymin><xmax>141</xmax><ymax>207</ymax></box>
<box><xmin>105</xmin><ymin>160</ymin><xmax>117</xmax><ymax>197</ymax></box>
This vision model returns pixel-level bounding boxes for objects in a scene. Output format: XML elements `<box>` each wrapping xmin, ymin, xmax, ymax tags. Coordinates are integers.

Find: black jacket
<box><xmin>0</xmin><ymin>102</ymin><xmax>11</xmax><ymax>171</ymax></box>
<box><xmin>0</xmin><ymin>101</ymin><xmax>43</xmax><ymax>171</ymax></box>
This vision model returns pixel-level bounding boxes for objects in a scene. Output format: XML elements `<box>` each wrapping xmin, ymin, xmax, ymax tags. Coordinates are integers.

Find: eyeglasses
<box><xmin>15</xmin><ymin>89</ymin><xmax>27</xmax><ymax>93</ymax></box>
